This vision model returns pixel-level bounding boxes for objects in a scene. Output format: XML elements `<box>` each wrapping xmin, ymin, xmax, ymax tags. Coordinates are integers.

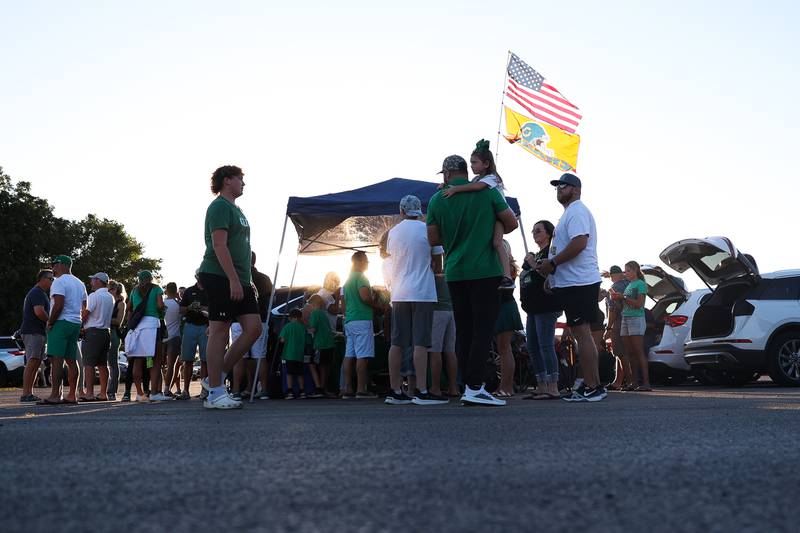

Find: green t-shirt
<box><xmin>199</xmin><ymin>196</ymin><xmax>252</xmax><ymax>285</ymax></box>
<box><xmin>433</xmin><ymin>274</ymin><xmax>452</xmax><ymax>311</ymax></box>
<box><xmin>130</xmin><ymin>285</ymin><xmax>165</xmax><ymax>319</ymax></box>
<box><xmin>622</xmin><ymin>279</ymin><xmax>648</xmax><ymax>317</ymax></box>
<box><xmin>426</xmin><ymin>178</ymin><xmax>510</xmax><ymax>282</ymax></box>
<box><xmin>309</xmin><ymin>308</ymin><xmax>335</xmax><ymax>350</ymax></box>
<box><xmin>279</xmin><ymin>320</ymin><xmax>307</xmax><ymax>362</ymax></box>
<box><xmin>344</xmin><ymin>271</ymin><xmax>373</xmax><ymax>323</ymax></box>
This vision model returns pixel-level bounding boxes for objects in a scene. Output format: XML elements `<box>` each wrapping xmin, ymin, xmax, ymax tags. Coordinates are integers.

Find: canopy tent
<box><xmin>250</xmin><ymin>177</ymin><xmax>526</xmax><ymax>402</ymax></box>
<box><xmin>285</xmin><ymin>177</ymin><xmax>522</xmax><ymax>255</ymax></box>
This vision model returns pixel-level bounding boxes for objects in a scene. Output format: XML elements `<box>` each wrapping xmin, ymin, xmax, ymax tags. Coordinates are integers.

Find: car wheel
<box><xmin>767</xmin><ymin>332</ymin><xmax>800</xmax><ymax>386</ymax></box>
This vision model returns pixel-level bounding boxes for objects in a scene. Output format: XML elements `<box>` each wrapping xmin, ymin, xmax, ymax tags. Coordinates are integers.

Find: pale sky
<box><xmin>2</xmin><ymin>1</ymin><xmax>798</xmax><ymax>292</ymax></box>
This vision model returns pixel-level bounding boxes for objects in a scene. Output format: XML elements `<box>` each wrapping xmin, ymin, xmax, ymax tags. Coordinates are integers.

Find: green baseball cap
<box><xmin>137</xmin><ymin>270</ymin><xmax>153</xmax><ymax>282</ymax></box>
<box><xmin>52</xmin><ymin>255</ymin><xmax>73</xmax><ymax>266</ymax></box>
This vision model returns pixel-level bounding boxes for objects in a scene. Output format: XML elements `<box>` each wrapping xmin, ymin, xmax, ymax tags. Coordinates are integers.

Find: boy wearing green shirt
<box><xmin>279</xmin><ymin>308</ymin><xmax>307</xmax><ymax>399</ymax></box>
<box><xmin>341</xmin><ymin>251</ymin><xmax>380</xmax><ymax>399</ymax></box>
<box><xmin>307</xmin><ymin>294</ymin><xmax>336</xmax><ymax>397</ymax></box>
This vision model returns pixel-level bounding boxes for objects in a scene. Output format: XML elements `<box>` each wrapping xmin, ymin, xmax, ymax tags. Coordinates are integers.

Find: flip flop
<box><xmin>63</xmin><ymin>399</ymin><xmax>79</xmax><ymax>405</ymax></box>
<box><xmin>79</xmin><ymin>396</ymin><xmax>100</xmax><ymax>402</ymax></box>
<box><xmin>36</xmin><ymin>398</ymin><xmax>64</xmax><ymax>405</ymax></box>
<box><xmin>532</xmin><ymin>393</ymin><xmax>560</xmax><ymax>400</ymax></box>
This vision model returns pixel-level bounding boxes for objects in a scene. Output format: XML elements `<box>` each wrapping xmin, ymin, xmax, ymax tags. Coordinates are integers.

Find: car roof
<box><xmin>761</xmin><ymin>270</ymin><xmax>800</xmax><ymax>279</ymax></box>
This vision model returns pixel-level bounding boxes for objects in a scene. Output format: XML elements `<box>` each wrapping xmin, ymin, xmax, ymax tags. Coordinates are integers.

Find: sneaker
<box><xmin>175</xmin><ymin>391</ymin><xmax>190</xmax><ymax>400</ymax></box>
<box><xmin>230</xmin><ymin>392</ymin><xmax>243</xmax><ymax>401</ymax></box>
<box><xmin>20</xmin><ymin>394</ymin><xmax>42</xmax><ymax>403</ymax></box>
<box><xmin>203</xmin><ymin>391</ymin><xmax>243</xmax><ymax>410</ymax></box>
<box><xmin>284</xmin><ymin>394</ymin><xmax>295</xmax><ymax>400</ymax></box>
<box><xmin>107</xmin><ymin>393</ymin><xmax>117</xmax><ymax>401</ymax></box>
<box><xmin>163</xmin><ymin>390</ymin><xmax>175</xmax><ymax>398</ymax></box>
<box><xmin>150</xmin><ymin>393</ymin><xmax>171</xmax><ymax>401</ymax></box>
<box><xmin>258</xmin><ymin>391</ymin><xmax>270</xmax><ymax>400</ymax></box>
<box><xmin>412</xmin><ymin>390</ymin><xmax>449</xmax><ymax>405</ymax></box>
<box><xmin>584</xmin><ymin>386</ymin><xmax>608</xmax><ymax>402</ymax></box>
<box><xmin>499</xmin><ymin>276</ymin><xmax>516</xmax><ymax>290</ymax></box>
<box><xmin>298</xmin><ymin>392</ymin><xmax>307</xmax><ymax>399</ymax></box>
<box><xmin>341</xmin><ymin>391</ymin><xmax>356</xmax><ymax>399</ymax></box>
<box><xmin>562</xmin><ymin>383</ymin><xmax>588</xmax><ymax>402</ymax></box>
<box><xmin>384</xmin><ymin>390</ymin><xmax>413</xmax><ymax>405</ymax></box>
<box><xmin>121</xmin><ymin>392</ymin><xmax>131</xmax><ymax>402</ymax></box>
<box><xmin>135</xmin><ymin>394</ymin><xmax>150</xmax><ymax>403</ymax></box>
<box><xmin>460</xmin><ymin>385</ymin><xmax>506</xmax><ymax>406</ymax></box>
<box><xmin>356</xmin><ymin>391</ymin><xmax>378</xmax><ymax>399</ymax></box>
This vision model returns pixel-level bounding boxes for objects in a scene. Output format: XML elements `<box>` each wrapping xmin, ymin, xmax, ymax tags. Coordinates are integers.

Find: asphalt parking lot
<box><xmin>1</xmin><ymin>382</ymin><xmax>798</xmax><ymax>533</ymax></box>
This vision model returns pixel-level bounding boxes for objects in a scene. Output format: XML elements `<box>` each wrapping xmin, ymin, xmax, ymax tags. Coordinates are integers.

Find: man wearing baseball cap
<box><xmin>536</xmin><ymin>173</ymin><xmax>606</xmax><ymax>402</ymax></box>
<box><xmin>40</xmin><ymin>255</ymin><xmax>87</xmax><ymax>405</ymax></box>
<box><xmin>384</xmin><ymin>195</ymin><xmax>445</xmax><ymax>405</ymax></box>
<box><xmin>427</xmin><ymin>155</ymin><xmax>518</xmax><ymax>406</ymax></box>
<box><xmin>80</xmin><ymin>272</ymin><xmax>115</xmax><ymax>401</ymax></box>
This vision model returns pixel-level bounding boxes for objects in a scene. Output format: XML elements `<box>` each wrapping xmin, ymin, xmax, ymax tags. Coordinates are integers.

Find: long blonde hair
<box><xmin>323</xmin><ymin>271</ymin><xmax>340</xmax><ymax>292</ymax></box>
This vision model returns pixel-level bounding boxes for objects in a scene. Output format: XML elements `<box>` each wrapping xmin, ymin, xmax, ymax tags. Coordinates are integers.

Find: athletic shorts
<box><xmin>285</xmin><ymin>360</ymin><xmax>304</xmax><ymax>376</ymax></box>
<box><xmin>82</xmin><ymin>328</ymin><xmax>111</xmax><ymax>366</ymax></box>
<box><xmin>344</xmin><ymin>320</ymin><xmax>374</xmax><ymax>359</ymax></box>
<box><xmin>315</xmin><ymin>347</ymin><xmax>334</xmax><ymax>366</ymax></box>
<box><xmin>553</xmin><ymin>282</ymin><xmax>601</xmax><ymax>327</ymax></box>
<box><xmin>22</xmin><ymin>334</ymin><xmax>46</xmax><ymax>359</ymax></box>
<box><xmin>230</xmin><ymin>321</ymin><xmax>267</xmax><ymax>359</ymax></box>
<box><xmin>181</xmin><ymin>323</ymin><xmax>207</xmax><ymax>362</ymax></box>
<box><xmin>390</xmin><ymin>301</ymin><xmax>433</xmax><ymax>348</ymax></box>
<box><xmin>620</xmin><ymin>315</ymin><xmax>646</xmax><ymax>337</ymax></box>
<box><xmin>163</xmin><ymin>336</ymin><xmax>181</xmax><ymax>357</ymax></box>
<box><xmin>430</xmin><ymin>310</ymin><xmax>456</xmax><ymax>353</ymax></box>
<box><xmin>198</xmin><ymin>272</ymin><xmax>259</xmax><ymax>322</ymax></box>
<box><xmin>47</xmin><ymin>320</ymin><xmax>81</xmax><ymax>360</ymax></box>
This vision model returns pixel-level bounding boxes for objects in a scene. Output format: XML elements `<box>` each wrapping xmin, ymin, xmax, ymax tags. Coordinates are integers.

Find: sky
<box><xmin>2</xmin><ymin>0</ymin><xmax>798</xmax><ymax>292</ymax></box>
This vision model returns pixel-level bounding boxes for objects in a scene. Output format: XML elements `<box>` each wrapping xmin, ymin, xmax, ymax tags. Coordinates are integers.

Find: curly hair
<box><xmin>210</xmin><ymin>165</ymin><xmax>243</xmax><ymax>194</ymax></box>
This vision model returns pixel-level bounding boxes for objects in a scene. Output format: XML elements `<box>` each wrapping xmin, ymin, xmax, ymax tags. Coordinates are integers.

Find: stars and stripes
<box><xmin>505</xmin><ymin>53</ymin><xmax>582</xmax><ymax>134</ymax></box>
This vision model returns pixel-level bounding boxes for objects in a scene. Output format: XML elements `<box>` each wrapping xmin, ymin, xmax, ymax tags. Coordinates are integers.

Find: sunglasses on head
<box><xmin>556</xmin><ymin>183</ymin><xmax>572</xmax><ymax>190</ymax></box>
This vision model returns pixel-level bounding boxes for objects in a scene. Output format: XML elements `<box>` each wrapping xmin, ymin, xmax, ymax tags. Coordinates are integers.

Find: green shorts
<box><xmin>47</xmin><ymin>320</ymin><xmax>82</xmax><ymax>360</ymax></box>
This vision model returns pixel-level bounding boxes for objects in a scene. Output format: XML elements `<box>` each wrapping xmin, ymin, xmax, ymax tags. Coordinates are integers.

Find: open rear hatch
<box><xmin>642</xmin><ymin>265</ymin><xmax>689</xmax><ymax>325</ymax></box>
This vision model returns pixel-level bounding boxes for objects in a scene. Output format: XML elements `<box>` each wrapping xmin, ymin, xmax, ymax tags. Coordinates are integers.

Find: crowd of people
<box><xmin>17</xmin><ymin>140</ymin><xmax>654</xmax><ymax>408</ymax></box>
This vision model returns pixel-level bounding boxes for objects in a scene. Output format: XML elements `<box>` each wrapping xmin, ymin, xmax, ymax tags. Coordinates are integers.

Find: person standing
<box><xmin>341</xmin><ymin>251</ymin><xmax>380</xmax><ymax>398</ymax></box>
<box><xmin>610</xmin><ymin>261</ymin><xmax>652</xmax><ymax>391</ymax></box>
<box><xmin>429</xmin><ymin>249</ymin><xmax>459</xmax><ymax>398</ymax></box>
<box><xmin>536</xmin><ymin>173</ymin><xmax>606</xmax><ymax>402</ymax></box>
<box><xmin>81</xmin><ymin>272</ymin><xmax>115</xmax><ymax>401</ymax></box>
<box><xmin>179</xmin><ymin>273</ymin><xmax>209</xmax><ymax>400</ymax></box>
<box><xmin>383</xmin><ymin>195</ymin><xmax>444</xmax><ymax>405</ymax></box>
<box><xmin>493</xmin><ymin>240</ymin><xmax>524</xmax><ymax>397</ymax></box>
<box><xmin>248</xmin><ymin>251</ymin><xmax>273</xmax><ymax>398</ymax></box>
<box><xmin>125</xmin><ymin>271</ymin><xmax>165</xmax><ymax>403</ymax></box>
<box><xmin>161</xmin><ymin>282</ymin><xmax>182</xmax><ymax>398</ymax></box>
<box><xmin>19</xmin><ymin>269</ymin><xmax>53</xmax><ymax>403</ymax></box>
<box><xmin>198</xmin><ymin>165</ymin><xmax>262</xmax><ymax>409</ymax></box>
<box><xmin>40</xmin><ymin>255</ymin><xmax>87</xmax><ymax>405</ymax></box>
<box><xmin>520</xmin><ymin>221</ymin><xmax>561</xmax><ymax>400</ymax></box>
<box><xmin>107</xmin><ymin>280</ymin><xmax>127</xmax><ymax>400</ymax></box>
<box><xmin>604</xmin><ymin>266</ymin><xmax>631</xmax><ymax>390</ymax></box>
<box><xmin>427</xmin><ymin>155</ymin><xmax>518</xmax><ymax>406</ymax></box>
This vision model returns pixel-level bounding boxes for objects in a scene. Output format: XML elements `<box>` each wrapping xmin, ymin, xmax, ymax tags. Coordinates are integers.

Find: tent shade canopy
<box><xmin>286</xmin><ymin>178</ymin><xmax>522</xmax><ymax>256</ymax></box>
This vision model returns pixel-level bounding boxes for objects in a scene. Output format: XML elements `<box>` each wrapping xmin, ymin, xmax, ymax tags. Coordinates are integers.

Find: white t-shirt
<box><xmin>315</xmin><ymin>288</ymin><xmax>338</xmax><ymax>330</ymax></box>
<box><xmin>85</xmin><ymin>287</ymin><xmax>115</xmax><ymax>329</ymax></box>
<box><xmin>549</xmin><ymin>200</ymin><xmax>601</xmax><ymax>288</ymax></box>
<box><xmin>163</xmin><ymin>298</ymin><xmax>182</xmax><ymax>339</ymax></box>
<box><xmin>386</xmin><ymin>219</ymin><xmax>437</xmax><ymax>302</ymax></box>
<box><xmin>50</xmin><ymin>273</ymin><xmax>88</xmax><ymax>324</ymax></box>
<box><xmin>474</xmin><ymin>174</ymin><xmax>505</xmax><ymax>198</ymax></box>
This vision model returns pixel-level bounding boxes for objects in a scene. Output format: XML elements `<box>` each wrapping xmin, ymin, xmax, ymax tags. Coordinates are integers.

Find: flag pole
<box><xmin>494</xmin><ymin>50</ymin><xmax>512</xmax><ymax>163</ymax></box>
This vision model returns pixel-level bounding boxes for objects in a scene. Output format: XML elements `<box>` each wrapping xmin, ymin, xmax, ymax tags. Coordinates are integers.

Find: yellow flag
<box><xmin>504</xmin><ymin>106</ymin><xmax>580</xmax><ymax>172</ymax></box>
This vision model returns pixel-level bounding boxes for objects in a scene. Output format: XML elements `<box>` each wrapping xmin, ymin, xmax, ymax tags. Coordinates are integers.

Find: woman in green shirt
<box><xmin>611</xmin><ymin>261</ymin><xmax>652</xmax><ymax>391</ymax></box>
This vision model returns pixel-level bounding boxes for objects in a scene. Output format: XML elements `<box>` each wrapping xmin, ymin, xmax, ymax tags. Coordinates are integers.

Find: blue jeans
<box><xmin>526</xmin><ymin>311</ymin><xmax>560</xmax><ymax>385</ymax></box>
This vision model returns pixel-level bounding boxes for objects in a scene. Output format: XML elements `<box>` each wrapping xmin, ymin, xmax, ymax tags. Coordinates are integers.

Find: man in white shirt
<box><xmin>41</xmin><ymin>255</ymin><xmax>88</xmax><ymax>405</ymax></box>
<box><xmin>384</xmin><ymin>195</ymin><xmax>447</xmax><ymax>406</ymax></box>
<box><xmin>81</xmin><ymin>272</ymin><xmax>115</xmax><ymax>401</ymax></box>
<box><xmin>536</xmin><ymin>173</ymin><xmax>606</xmax><ymax>402</ymax></box>
<box><xmin>160</xmin><ymin>282</ymin><xmax>182</xmax><ymax>399</ymax></box>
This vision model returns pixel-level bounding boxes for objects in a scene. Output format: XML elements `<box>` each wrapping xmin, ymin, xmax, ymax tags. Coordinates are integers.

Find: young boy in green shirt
<box><xmin>307</xmin><ymin>294</ymin><xmax>336</xmax><ymax>397</ymax></box>
<box><xmin>279</xmin><ymin>308</ymin><xmax>307</xmax><ymax>399</ymax></box>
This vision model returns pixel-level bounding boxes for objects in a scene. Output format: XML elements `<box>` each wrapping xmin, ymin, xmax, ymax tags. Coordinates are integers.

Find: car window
<box><xmin>664</xmin><ymin>302</ymin><xmax>679</xmax><ymax>314</ymax></box>
<box><xmin>749</xmin><ymin>277</ymin><xmax>800</xmax><ymax>300</ymax></box>
<box><xmin>0</xmin><ymin>338</ymin><xmax>19</xmax><ymax>349</ymax></box>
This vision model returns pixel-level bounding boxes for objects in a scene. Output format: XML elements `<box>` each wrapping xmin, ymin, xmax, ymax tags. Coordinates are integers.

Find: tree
<box><xmin>0</xmin><ymin>166</ymin><xmax>161</xmax><ymax>333</ymax></box>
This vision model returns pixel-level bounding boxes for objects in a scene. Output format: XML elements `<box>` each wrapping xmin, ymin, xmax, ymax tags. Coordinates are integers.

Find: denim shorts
<box><xmin>620</xmin><ymin>315</ymin><xmax>646</xmax><ymax>337</ymax></box>
<box><xmin>344</xmin><ymin>320</ymin><xmax>374</xmax><ymax>359</ymax></box>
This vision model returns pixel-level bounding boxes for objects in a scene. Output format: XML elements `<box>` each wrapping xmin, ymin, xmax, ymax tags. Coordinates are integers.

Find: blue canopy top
<box><xmin>285</xmin><ymin>178</ymin><xmax>522</xmax><ymax>255</ymax></box>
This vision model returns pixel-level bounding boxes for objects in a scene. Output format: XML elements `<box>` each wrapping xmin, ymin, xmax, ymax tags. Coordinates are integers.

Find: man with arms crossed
<box><xmin>427</xmin><ymin>155</ymin><xmax>518</xmax><ymax>406</ymax></box>
<box><xmin>536</xmin><ymin>173</ymin><xmax>606</xmax><ymax>402</ymax></box>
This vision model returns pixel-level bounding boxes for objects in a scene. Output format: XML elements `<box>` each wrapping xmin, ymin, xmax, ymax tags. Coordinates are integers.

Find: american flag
<box><xmin>505</xmin><ymin>53</ymin><xmax>582</xmax><ymax>134</ymax></box>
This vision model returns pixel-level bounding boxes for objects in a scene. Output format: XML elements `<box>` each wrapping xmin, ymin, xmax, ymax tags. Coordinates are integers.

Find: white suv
<box><xmin>660</xmin><ymin>236</ymin><xmax>800</xmax><ymax>386</ymax></box>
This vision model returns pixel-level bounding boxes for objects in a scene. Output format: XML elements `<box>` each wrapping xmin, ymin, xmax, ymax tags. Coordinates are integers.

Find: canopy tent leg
<box><xmin>517</xmin><ymin>214</ymin><xmax>529</xmax><ymax>255</ymax></box>
<box><xmin>250</xmin><ymin>214</ymin><xmax>290</xmax><ymax>403</ymax></box>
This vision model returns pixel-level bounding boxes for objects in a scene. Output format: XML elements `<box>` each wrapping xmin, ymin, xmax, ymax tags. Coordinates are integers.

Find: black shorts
<box><xmin>590</xmin><ymin>307</ymin><xmax>605</xmax><ymax>332</ymax></box>
<box><xmin>198</xmin><ymin>272</ymin><xmax>259</xmax><ymax>322</ymax></box>
<box><xmin>554</xmin><ymin>282</ymin><xmax>601</xmax><ymax>327</ymax></box>
<box><xmin>316</xmin><ymin>347</ymin><xmax>334</xmax><ymax>366</ymax></box>
<box><xmin>285</xmin><ymin>360</ymin><xmax>304</xmax><ymax>376</ymax></box>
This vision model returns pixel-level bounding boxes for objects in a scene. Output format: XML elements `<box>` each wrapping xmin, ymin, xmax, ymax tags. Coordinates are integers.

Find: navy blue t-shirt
<box><xmin>20</xmin><ymin>286</ymin><xmax>49</xmax><ymax>335</ymax></box>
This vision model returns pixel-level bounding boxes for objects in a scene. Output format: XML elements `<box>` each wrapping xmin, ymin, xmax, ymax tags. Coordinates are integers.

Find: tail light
<box><xmin>10</xmin><ymin>350</ymin><xmax>25</xmax><ymax>356</ymax></box>
<box><xmin>666</xmin><ymin>315</ymin><xmax>688</xmax><ymax>328</ymax></box>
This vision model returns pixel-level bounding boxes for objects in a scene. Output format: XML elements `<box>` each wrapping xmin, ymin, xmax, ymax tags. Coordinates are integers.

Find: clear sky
<box><xmin>2</xmin><ymin>1</ymin><xmax>798</xmax><ymax>291</ymax></box>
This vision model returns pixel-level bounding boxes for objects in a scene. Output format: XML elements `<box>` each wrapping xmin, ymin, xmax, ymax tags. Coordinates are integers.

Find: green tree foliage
<box><xmin>0</xmin><ymin>166</ymin><xmax>161</xmax><ymax>333</ymax></box>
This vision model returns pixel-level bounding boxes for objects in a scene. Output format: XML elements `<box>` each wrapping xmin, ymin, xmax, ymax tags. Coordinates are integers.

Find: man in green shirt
<box><xmin>197</xmin><ymin>165</ymin><xmax>262</xmax><ymax>410</ymax></box>
<box><xmin>427</xmin><ymin>155</ymin><xmax>518</xmax><ymax>406</ymax></box>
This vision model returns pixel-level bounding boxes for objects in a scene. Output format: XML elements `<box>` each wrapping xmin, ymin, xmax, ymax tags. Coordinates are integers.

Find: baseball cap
<box><xmin>437</xmin><ymin>155</ymin><xmax>467</xmax><ymax>174</ymax></box>
<box><xmin>88</xmin><ymin>272</ymin><xmax>109</xmax><ymax>283</ymax></box>
<box><xmin>549</xmin><ymin>172</ymin><xmax>582</xmax><ymax>188</ymax></box>
<box><xmin>137</xmin><ymin>270</ymin><xmax>153</xmax><ymax>283</ymax></box>
<box><xmin>399</xmin><ymin>195</ymin><xmax>423</xmax><ymax>217</ymax></box>
<box><xmin>52</xmin><ymin>255</ymin><xmax>72</xmax><ymax>266</ymax></box>
<box><xmin>609</xmin><ymin>265</ymin><xmax>623</xmax><ymax>274</ymax></box>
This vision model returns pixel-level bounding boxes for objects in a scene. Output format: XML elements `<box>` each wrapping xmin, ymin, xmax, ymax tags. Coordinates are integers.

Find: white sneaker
<box><xmin>460</xmin><ymin>385</ymin><xmax>506</xmax><ymax>406</ymax></box>
<box><xmin>150</xmin><ymin>393</ymin><xmax>171</xmax><ymax>401</ymax></box>
<box><xmin>203</xmin><ymin>391</ymin><xmax>243</xmax><ymax>410</ymax></box>
<box><xmin>135</xmin><ymin>394</ymin><xmax>150</xmax><ymax>403</ymax></box>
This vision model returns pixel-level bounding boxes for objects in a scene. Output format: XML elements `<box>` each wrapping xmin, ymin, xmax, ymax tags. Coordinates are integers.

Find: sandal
<box><xmin>532</xmin><ymin>393</ymin><xmax>560</xmax><ymax>400</ymax></box>
<box><xmin>635</xmin><ymin>385</ymin><xmax>653</xmax><ymax>392</ymax></box>
<box><xmin>494</xmin><ymin>390</ymin><xmax>512</xmax><ymax>398</ymax></box>
<box><xmin>36</xmin><ymin>398</ymin><xmax>65</xmax><ymax>405</ymax></box>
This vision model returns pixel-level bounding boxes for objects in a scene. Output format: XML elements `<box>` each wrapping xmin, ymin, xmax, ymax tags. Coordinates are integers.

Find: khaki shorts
<box><xmin>22</xmin><ymin>334</ymin><xmax>46</xmax><ymax>359</ymax></box>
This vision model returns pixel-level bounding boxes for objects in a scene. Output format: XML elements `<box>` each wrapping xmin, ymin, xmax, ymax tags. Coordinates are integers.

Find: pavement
<box><xmin>1</xmin><ymin>381</ymin><xmax>799</xmax><ymax>533</ymax></box>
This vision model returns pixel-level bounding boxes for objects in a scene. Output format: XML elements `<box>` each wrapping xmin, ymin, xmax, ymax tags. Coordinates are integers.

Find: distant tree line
<box><xmin>0</xmin><ymin>166</ymin><xmax>161</xmax><ymax>333</ymax></box>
